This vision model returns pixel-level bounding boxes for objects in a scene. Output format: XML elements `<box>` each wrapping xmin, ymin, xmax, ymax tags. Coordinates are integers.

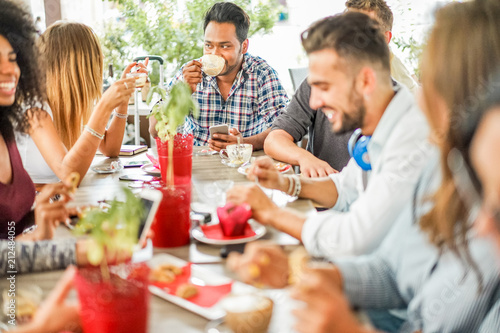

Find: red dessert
<box><xmin>217</xmin><ymin>202</ymin><xmax>253</xmax><ymax>237</ymax></box>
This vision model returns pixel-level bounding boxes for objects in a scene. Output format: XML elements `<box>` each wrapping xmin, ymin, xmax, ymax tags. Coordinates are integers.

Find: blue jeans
<box><xmin>365</xmin><ymin>309</ymin><xmax>406</xmax><ymax>333</ymax></box>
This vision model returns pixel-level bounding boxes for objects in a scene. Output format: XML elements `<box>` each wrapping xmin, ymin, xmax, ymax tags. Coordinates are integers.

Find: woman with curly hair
<box><xmin>15</xmin><ymin>21</ymin><xmax>145</xmax><ymax>185</ymax></box>
<box><xmin>0</xmin><ymin>0</ymin><xmax>97</xmax><ymax>272</ymax></box>
<box><xmin>0</xmin><ymin>0</ymin><xmax>72</xmax><ymax>236</ymax></box>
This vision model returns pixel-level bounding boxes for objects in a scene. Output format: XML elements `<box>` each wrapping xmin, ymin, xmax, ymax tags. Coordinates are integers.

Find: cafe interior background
<box><xmin>22</xmin><ymin>0</ymin><xmax>455</xmax><ymax>99</ymax></box>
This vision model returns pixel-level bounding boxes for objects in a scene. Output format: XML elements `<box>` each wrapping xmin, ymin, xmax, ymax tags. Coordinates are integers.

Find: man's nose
<box><xmin>309</xmin><ymin>89</ymin><xmax>323</xmax><ymax>110</ymax></box>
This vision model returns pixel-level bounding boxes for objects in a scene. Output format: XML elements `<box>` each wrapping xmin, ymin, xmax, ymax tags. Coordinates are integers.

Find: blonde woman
<box><xmin>16</xmin><ymin>22</ymin><xmax>147</xmax><ymax>185</ymax></box>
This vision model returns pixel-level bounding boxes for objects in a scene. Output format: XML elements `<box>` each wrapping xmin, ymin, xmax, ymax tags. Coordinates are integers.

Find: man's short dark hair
<box><xmin>203</xmin><ymin>2</ymin><xmax>250</xmax><ymax>44</ymax></box>
<box><xmin>345</xmin><ymin>0</ymin><xmax>393</xmax><ymax>32</ymax></box>
<box><xmin>301</xmin><ymin>12</ymin><xmax>390</xmax><ymax>74</ymax></box>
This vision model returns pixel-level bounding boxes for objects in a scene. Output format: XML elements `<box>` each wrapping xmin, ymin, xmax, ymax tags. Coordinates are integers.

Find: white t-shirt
<box><xmin>15</xmin><ymin>104</ymin><xmax>60</xmax><ymax>184</ymax></box>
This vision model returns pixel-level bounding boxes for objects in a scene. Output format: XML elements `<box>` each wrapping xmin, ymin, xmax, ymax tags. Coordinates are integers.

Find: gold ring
<box><xmin>124</xmin><ymin>82</ymin><xmax>129</xmax><ymax>89</ymax></box>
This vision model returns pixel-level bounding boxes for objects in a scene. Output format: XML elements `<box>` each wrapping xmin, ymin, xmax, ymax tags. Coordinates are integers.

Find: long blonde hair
<box><xmin>38</xmin><ymin>22</ymin><xmax>103</xmax><ymax>149</ymax></box>
<box><xmin>420</xmin><ymin>0</ymin><xmax>500</xmax><ymax>253</ymax></box>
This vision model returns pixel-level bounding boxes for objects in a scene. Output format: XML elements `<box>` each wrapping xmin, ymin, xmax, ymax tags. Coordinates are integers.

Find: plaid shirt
<box><xmin>168</xmin><ymin>53</ymin><xmax>289</xmax><ymax>146</ymax></box>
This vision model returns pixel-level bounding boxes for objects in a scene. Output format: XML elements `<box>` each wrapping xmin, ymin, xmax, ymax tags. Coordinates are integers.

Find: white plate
<box><xmin>237</xmin><ymin>163</ymin><xmax>292</xmax><ymax>176</ymax></box>
<box><xmin>148</xmin><ymin>254</ymin><xmax>255</xmax><ymax>320</ymax></box>
<box><xmin>91</xmin><ymin>161</ymin><xmax>124</xmax><ymax>174</ymax></box>
<box><xmin>195</xmin><ymin>148</ymin><xmax>218</xmax><ymax>156</ymax></box>
<box><xmin>191</xmin><ymin>219</ymin><xmax>267</xmax><ymax>245</ymax></box>
<box><xmin>141</xmin><ymin>163</ymin><xmax>161</xmax><ymax>176</ymax></box>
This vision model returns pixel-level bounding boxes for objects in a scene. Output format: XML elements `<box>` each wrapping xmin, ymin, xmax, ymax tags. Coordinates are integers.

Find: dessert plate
<box><xmin>192</xmin><ymin>219</ymin><xmax>266</xmax><ymax>245</ymax></box>
<box><xmin>148</xmin><ymin>254</ymin><xmax>255</xmax><ymax>320</ymax></box>
<box><xmin>91</xmin><ymin>161</ymin><xmax>124</xmax><ymax>174</ymax></box>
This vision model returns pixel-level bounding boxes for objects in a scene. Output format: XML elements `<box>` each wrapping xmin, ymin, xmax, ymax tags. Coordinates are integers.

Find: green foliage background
<box><xmin>102</xmin><ymin>0</ymin><xmax>280</xmax><ymax>84</ymax></box>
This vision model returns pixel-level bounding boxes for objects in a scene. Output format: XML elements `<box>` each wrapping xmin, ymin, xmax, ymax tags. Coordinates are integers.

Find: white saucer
<box><xmin>141</xmin><ymin>163</ymin><xmax>161</xmax><ymax>176</ymax></box>
<box><xmin>221</xmin><ymin>159</ymin><xmax>245</xmax><ymax>168</ymax></box>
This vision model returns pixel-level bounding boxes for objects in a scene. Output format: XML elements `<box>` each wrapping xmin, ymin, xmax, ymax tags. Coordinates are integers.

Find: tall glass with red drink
<box><xmin>75</xmin><ymin>263</ymin><xmax>150</xmax><ymax>333</ymax></box>
<box><xmin>153</xmin><ymin>134</ymin><xmax>193</xmax><ymax>247</ymax></box>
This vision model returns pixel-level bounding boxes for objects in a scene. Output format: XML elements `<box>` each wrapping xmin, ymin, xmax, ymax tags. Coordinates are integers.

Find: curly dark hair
<box><xmin>0</xmin><ymin>0</ymin><xmax>45</xmax><ymax>141</ymax></box>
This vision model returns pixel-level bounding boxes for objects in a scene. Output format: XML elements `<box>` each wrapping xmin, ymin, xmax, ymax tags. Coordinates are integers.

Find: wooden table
<box><xmin>2</xmin><ymin>147</ymin><xmax>316</xmax><ymax>332</ymax></box>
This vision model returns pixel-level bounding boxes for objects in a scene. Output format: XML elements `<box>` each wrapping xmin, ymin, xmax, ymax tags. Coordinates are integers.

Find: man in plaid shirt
<box><xmin>151</xmin><ymin>2</ymin><xmax>289</xmax><ymax>150</ymax></box>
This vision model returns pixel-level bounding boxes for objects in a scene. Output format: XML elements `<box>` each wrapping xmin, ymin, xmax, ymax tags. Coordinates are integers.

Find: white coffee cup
<box><xmin>201</xmin><ymin>54</ymin><xmax>225</xmax><ymax>76</ymax></box>
<box><xmin>220</xmin><ymin>144</ymin><xmax>253</xmax><ymax>167</ymax></box>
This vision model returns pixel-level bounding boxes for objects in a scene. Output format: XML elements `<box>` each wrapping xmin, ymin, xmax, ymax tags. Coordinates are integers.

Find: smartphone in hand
<box><xmin>209</xmin><ymin>124</ymin><xmax>229</xmax><ymax>140</ymax></box>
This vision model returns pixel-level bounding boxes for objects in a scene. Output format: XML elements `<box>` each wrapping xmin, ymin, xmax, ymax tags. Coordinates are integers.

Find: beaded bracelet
<box><xmin>113</xmin><ymin>110</ymin><xmax>128</xmax><ymax>119</ymax></box>
<box><xmin>84</xmin><ymin>125</ymin><xmax>104</xmax><ymax>140</ymax></box>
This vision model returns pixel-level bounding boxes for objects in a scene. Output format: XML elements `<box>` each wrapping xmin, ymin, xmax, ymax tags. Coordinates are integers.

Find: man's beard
<box><xmin>336</xmin><ymin>84</ymin><xmax>366</xmax><ymax>134</ymax></box>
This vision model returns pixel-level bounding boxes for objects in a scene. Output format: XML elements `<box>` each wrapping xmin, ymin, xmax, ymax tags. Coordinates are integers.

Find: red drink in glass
<box><xmin>151</xmin><ymin>184</ymin><xmax>191</xmax><ymax>248</ymax></box>
<box><xmin>153</xmin><ymin>134</ymin><xmax>193</xmax><ymax>247</ymax></box>
<box><xmin>75</xmin><ymin>263</ymin><xmax>150</xmax><ymax>333</ymax></box>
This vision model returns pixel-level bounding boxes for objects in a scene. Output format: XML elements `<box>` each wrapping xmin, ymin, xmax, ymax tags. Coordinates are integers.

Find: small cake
<box><xmin>175</xmin><ymin>283</ymin><xmax>198</xmax><ymax>299</ymax></box>
<box><xmin>68</xmin><ymin>172</ymin><xmax>80</xmax><ymax>193</ymax></box>
<box><xmin>150</xmin><ymin>263</ymin><xmax>183</xmax><ymax>283</ymax></box>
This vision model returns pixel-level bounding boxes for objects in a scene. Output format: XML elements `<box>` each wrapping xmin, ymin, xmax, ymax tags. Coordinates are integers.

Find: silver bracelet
<box><xmin>113</xmin><ymin>110</ymin><xmax>128</xmax><ymax>119</ymax></box>
<box><xmin>292</xmin><ymin>174</ymin><xmax>302</xmax><ymax>197</ymax></box>
<box><xmin>84</xmin><ymin>125</ymin><xmax>104</xmax><ymax>140</ymax></box>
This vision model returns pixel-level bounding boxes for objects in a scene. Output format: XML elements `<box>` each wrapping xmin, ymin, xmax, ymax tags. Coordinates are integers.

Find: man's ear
<box><xmin>241</xmin><ymin>39</ymin><xmax>249</xmax><ymax>54</ymax></box>
<box><xmin>356</xmin><ymin>66</ymin><xmax>377</xmax><ymax>97</ymax></box>
<box><xmin>385</xmin><ymin>31</ymin><xmax>392</xmax><ymax>45</ymax></box>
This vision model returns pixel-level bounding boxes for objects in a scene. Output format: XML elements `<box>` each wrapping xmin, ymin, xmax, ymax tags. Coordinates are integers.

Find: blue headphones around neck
<box><xmin>348</xmin><ymin>129</ymin><xmax>372</xmax><ymax>171</ymax></box>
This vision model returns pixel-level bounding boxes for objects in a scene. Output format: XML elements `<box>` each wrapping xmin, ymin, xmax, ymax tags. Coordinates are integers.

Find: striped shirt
<box><xmin>168</xmin><ymin>53</ymin><xmax>289</xmax><ymax>146</ymax></box>
<box><xmin>335</xmin><ymin>159</ymin><xmax>500</xmax><ymax>332</ymax></box>
<box><xmin>0</xmin><ymin>239</ymin><xmax>76</xmax><ymax>275</ymax></box>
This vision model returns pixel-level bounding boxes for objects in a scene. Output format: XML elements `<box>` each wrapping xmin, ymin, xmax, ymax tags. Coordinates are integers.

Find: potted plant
<box><xmin>73</xmin><ymin>187</ymin><xmax>150</xmax><ymax>333</ymax></box>
<box><xmin>147</xmin><ymin>82</ymin><xmax>199</xmax><ymax>247</ymax></box>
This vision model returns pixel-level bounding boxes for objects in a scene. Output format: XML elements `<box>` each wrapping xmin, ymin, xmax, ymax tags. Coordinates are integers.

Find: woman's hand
<box><xmin>11</xmin><ymin>267</ymin><xmax>81</xmax><ymax>333</ymax></box>
<box><xmin>30</xmin><ymin>183</ymin><xmax>73</xmax><ymax>240</ymax></box>
<box><xmin>121</xmin><ymin>58</ymin><xmax>149</xmax><ymax>79</ymax></box>
<box><xmin>98</xmin><ymin>77</ymin><xmax>136</xmax><ymax>113</ymax></box>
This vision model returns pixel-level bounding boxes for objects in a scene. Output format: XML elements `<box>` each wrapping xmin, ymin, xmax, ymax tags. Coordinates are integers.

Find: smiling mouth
<box><xmin>322</xmin><ymin>109</ymin><xmax>337</xmax><ymax>121</ymax></box>
<box><xmin>0</xmin><ymin>81</ymin><xmax>16</xmax><ymax>95</ymax></box>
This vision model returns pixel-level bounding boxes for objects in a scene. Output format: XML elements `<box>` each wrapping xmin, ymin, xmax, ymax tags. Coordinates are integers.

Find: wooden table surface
<box><xmin>2</xmin><ymin>146</ymin><xmax>316</xmax><ymax>332</ymax></box>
